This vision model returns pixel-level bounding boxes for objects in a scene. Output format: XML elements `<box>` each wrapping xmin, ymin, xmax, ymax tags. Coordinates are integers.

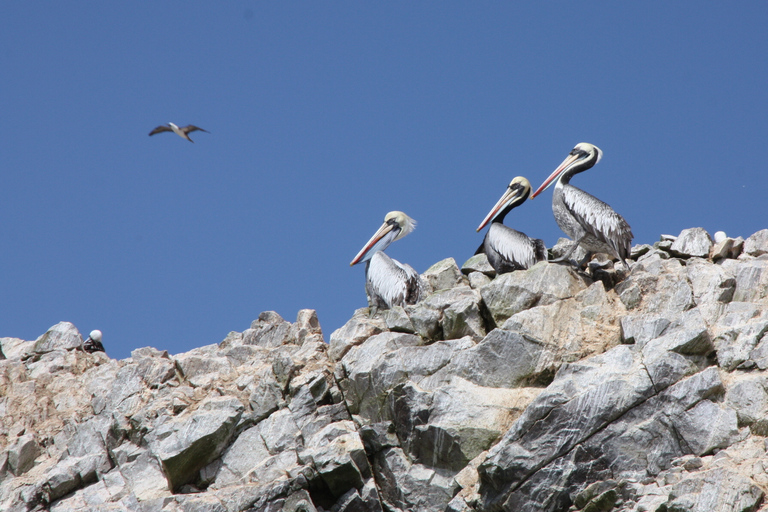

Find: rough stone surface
<box><xmin>4</xmin><ymin>229</ymin><xmax>768</xmax><ymax>512</ymax></box>
<box><xmin>669</xmin><ymin>227</ymin><xmax>713</xmax><ymax>258</ymax></box>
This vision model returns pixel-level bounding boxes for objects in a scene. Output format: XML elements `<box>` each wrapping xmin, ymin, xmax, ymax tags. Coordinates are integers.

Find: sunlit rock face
<box><xmin>2</xmin><ymin>227</ymin><xmax>768</xmax><ymax>512</ymax></box>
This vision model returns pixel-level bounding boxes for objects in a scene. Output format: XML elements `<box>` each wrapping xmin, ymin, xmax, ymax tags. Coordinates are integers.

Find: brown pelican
<box><xmin>476</xmin><ymin>176</ymin><xmax>547</xmax><ymax>273</ymax></box>
<box><xmin>350</xmin><ymin>211</ymin><xmax>422</xmax><ymax>313</ymax></box>
<box><xmin>530</xmin><ymin>142</ymin><xmax>633</xmax><ymax>266</ymax></box>
<box><xmin>149</xmin><ymin>122</ymin><xmax>209</xmax><ymax>143</ymax></box>
<box><xmin>82</xmin><ymin>330</ymin><xmax>105</xmax><ymax>354</ymax></box>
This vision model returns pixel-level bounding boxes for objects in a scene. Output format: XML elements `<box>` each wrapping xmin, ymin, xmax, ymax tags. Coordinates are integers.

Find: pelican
<box><xmin>350</xmin><ymin>211</ymin><xmax>422</xmax><ymax>313</ymax></box>
<box><xmin>476</xmin><ymin>177</ymin><xmax>547</xmax><ymax>274</ymax></box>
<box><xmin>149</xmin><ymin>122</ymin><xmax>209</xmax><ymax>143</ymax></box>
<box><xmin>82</xmin><ymin>330</ymin><xmax>105</xmax><ymax>354</ymax></box>
<box><xmin>530</xmin><ymin>142</ymin><xmax>633</xmax><ymax>267</ymax></box>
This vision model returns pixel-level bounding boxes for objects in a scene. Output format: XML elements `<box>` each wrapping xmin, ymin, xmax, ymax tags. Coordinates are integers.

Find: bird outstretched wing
<box><xmin>182</xmin><ymin>125</ymin><xmax>209</xmax><ymax>134</ymax></box>
<box><xmin>148</xmin><ymin>125</ymin><xmax>172</xmax><ymax>136</ymax></box>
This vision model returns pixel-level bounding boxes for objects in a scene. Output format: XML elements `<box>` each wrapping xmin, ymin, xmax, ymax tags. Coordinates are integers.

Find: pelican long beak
<box><xmin>350</xmin><ymin>221</ymin><xmax>396</xmax><ymax>266</ymax></box>
<box><xmin>477</xmin><ymin>186</ymin><xmax>527</xmax><ymax>232</ymax></box>
<box><xmin>530</xmin><ymin>152</ymin><xmax>580</xmax><ymax>199</ymax></box>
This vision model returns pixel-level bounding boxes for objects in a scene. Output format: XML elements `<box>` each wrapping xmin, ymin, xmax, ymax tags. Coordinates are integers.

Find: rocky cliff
<box><xmin>3</xmin><ymin>228</ymin><xmax>768</xmax><ymax>512</ymax></box>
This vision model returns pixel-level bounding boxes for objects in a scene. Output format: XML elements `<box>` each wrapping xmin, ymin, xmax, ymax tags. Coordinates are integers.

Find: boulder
<box><xmin>669</xmin><ymin>227</ymin><xmax>713</xmax><ymax>258</ymax></box>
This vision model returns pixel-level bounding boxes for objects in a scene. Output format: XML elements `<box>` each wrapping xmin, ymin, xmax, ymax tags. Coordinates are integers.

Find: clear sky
<box><xmin>2</xmin><ymin>3</ymin><xmax>767</xmax><ymax>360</ymax></box>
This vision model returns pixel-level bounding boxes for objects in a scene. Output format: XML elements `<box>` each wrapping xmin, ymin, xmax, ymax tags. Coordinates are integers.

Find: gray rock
<box><xmin>478</xmin><ymin>349</ymin><xmax>739</xmax><ymax>511</ymax></box>
<box><xmin>248</xmin><ymin>374</ymin><xmax>283</xmax><ymax>422</ymax></box>
<box><xmin>422</xmin><ymin>257</ymin><xmax>466</xmax><ymax>293</ymax></box>
<box><xmin>404</xmin><ymin>301</ymin><xmax>442</xmax><ymax>340</ymax></box>
<box><xmin>466</xmin><ymin>271</ymin><xmax>492</xmax><ymax>290</ymax></box>
<box><xmin>422</xmin><ymin>329</ymin><xmax>548</xmax><ymax>389</ymax></box>
<box><xmin>669</xmin><ymin>227</ymin><xmax>712</xmax><ymax>258</ymax></box>
<box><xmin>723</xmin><ymin>258</ymin><xmax>768</xmax><ymax>304</ymax></box>
<box><xmin>480</xmin><ymin>262</ymin><xmax>589</xmax><ymax>326</ymax></box>
<box><xmin>461</xmin><ymin>253</ymin><xmax>495</xmax><ymax>277</ymax></box>
<box><xmin>372</xmin><ymin>447</ymin><xmax>460</xmax><ymax>512</ymax></box>
<box><xmin>725</xmin><ymin>375</ymin><xmax>768</xmax><ymax>434</ymax></box>
<box><xmin>175</xmin><ymin>345</ymin><xmax>234</xmax><ymax>388</ymax></box>
<box><xmin>666</xmin><ymin>467</ymin><xmax>763</xmax><ymax>512</ymax></box>
<box><xmin>33</xmin><ymin>322</ymin><xmax>83</xmax><ymax>354</ymax></box>
<box><xmin>616</xmin><ymin>254</ymin><xmax>695</xmax><ymax>315</ymax></box>
<box><xmin>244</xmin><ymin>311</ymin><xmax>293</xmax><ymax>347</ymax></box>
<box><xmin>744</xmin><ymin>229</ymin><xmax>768</xmax><ymax>257</ymax></box>
<box><xmin>640</xmin><ymin>308</ymin><xmax>714</xmax><ymax>359</ymax></box>
<box><xmin>150</xmin><ymin>396</ymin><xmax>244</xmax><ymax>491</ymax></box>
<box><xmin>381</xmin><ymin>306</ymin><xmax>415</xmax><ymax>333</ymax></box>
<box><xmin>409</xmin><ymin>286</ymin><xmax>486</xmax><ymax>342</ymax></box>
<box><xmin>341</xmin><ymin>333</ymin><xmax>472</xmax><ymax>421</ymax></box>
<box><xmin>210</xmin><ymin>425</ymin><xmax>271</xmax><ymax>488</ymax></box>
<box><xmin>118</xmin><ymin>450</ymin><xmax>169</xmax><ymax>500</ymax></box>
<box><xmin>713</xmin><ymin>302</ymin><xmax>768</xmax><ymax>370</ymax></box>
<box><xmin>7</xmin><ymin>434</ymin><xmax>39</xmax><ymax>475</ymax></box>
<box><xmin>329</xmin><ymin>309</ymin><xmax>387</xmax><ymax>362</ymax></box>
<box><xmin>299</xmin><ymin>421</ymin><xmax>370</xmax><ymax>498</ymax></box>
<box><xmin>0</xmin><ymin>337</ymin><xmax>35</xmax><ymax>360</ymax></box>
<box><xmin>502</xmin><ymin>281</ymin><xmax>625</xmax><ymax>372</ymax></box>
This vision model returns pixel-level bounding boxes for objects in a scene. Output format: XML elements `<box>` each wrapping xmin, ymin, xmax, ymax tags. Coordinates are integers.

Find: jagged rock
<box><xmin>329</xmin><ymin>309</ymin><xmax>387</xmax><ymax>362</ymax></box>
<box><xmin>407</xmin><ymin>286</ymin><xmax>486</xmax><ymax>342</ymax></box>
<box><xmin>421</xmin><ymin>330</ymin><xmax>548</xmax><ymax>389</ymax></box>
<box><xmin>372</xmin><ymin>446</ymin><xmax>460</xmax><ymax>512</ymax></box>
<box><xmin>744</xmin><ymin>229</ymin><xmax>768</xmax><ymax>257</ymax></box>
<box><xmin>149</xmin><ymin>396</ymin><xmax>244</xmax><ymax>491</ymax></box>
<box><xmin>478</xmin><ymin>348</ymin><xmax>741</xmax><ymax>511</ymax></box>
<box><xmin>724</xmin><ymin>374</ymin><xmax>768</xmax><ymax>435</ymax></box>
<box><xmin>665</xmin><ymin>466</ymin><xmax>763</xmax><ymax>512</ymax></box>
<box><xmin>33</xmin><ymin>322</ymin><xmax>83</xmax><ymax>354</ymax></box>
<box><xmin>669</xmin><ymin>227</ymin><xmax>712</xmax><ymax>258</ymax></box>
<box><xmin>244</xmin><ymin>311</ymin><xmax>293</xmax><ymax>347</ymax></box>
<box><xmin>299</xmin><ymin>421</ymin><xmax>369</xmax><ymax>498</ymax></box>
<box><xmin>722</xmin><ymin>258</ymin><xmax>768</xmax><ymax>304</ymax></box>
<box><xmin>461</xmin><ymin>253</ymin><xmax>495</xmax><ymax>277</ymax></box>
<box><xmin>8</xmin><ymin>229</ymin><xmax>768</xmax><ymax>512</ymax></box>
<box><xmin>422</xmin><ymin>257</ymin><xmax>467</xmax><ymax>293</ymax></box>
<box><xmin>7</xmin><ymin>434</ymin><xmax>39</xmax><ymax>475</ymax></box>
<box><xmin>712</xmin><ymin>302</ymin><xmax>768</xmax><ymax>370</ymax></box>
<box><xmin>616</xmin><ymin>253</ymin><xmax>694</xmax><ymax>314</ymax></box>
<box><xmin>480</xmin><ymin>262</ymin><xmax>589</xmax><ymax>326</ymax></box>
<box><xmin>381</xmin><ymin>306</ymin><xmax>415</xmax><ymax>333</ymax></box>
<box><xmin>467</xmin><ymin>271</ymin><xmax>492</xmax><ymax>290</ymax></box>
<box><xmin>340</xmin><ymin>332</ymin><xmax>471</xmax><ymax>420</ymax></box>
<box><xmin>501</xmin><ymin>281</ymin><xmax>625</xmax><ymax>372</ymax></box>
<box><xmin>1</xmin><ymin>337</ymin><xmax>35</xmax><ymax>360</ymax></box>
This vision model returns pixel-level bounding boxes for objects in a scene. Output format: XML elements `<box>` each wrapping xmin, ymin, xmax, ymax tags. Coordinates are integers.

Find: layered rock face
<box><xmin>2</xmin><ymin>228</ymin><xmax>768</xmax><ymax>512</ymax></box>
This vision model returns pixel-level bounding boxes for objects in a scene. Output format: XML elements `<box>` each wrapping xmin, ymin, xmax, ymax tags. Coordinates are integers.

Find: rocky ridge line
<box><xmin>2</xmin><ymin>227</ymin><xmax>768</xmax><ymax>512</ymax></box>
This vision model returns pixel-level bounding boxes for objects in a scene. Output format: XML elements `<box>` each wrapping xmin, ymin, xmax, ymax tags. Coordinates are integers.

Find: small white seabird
<box><xmin>83</xmin><ymin>329</ymin><xmax>105</xmax><ymax>354</ymax></box>
<box><xmin>149</xmin><ymin>122</ymin><xmax>209</xmax><ymax>143</ymax></box>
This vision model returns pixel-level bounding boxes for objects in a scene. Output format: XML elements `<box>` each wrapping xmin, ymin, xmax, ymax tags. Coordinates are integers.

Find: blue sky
<box><xmin>2</xmin><ymin>3</ymin><xmax>767</xmax><ymax>360</ymax></box>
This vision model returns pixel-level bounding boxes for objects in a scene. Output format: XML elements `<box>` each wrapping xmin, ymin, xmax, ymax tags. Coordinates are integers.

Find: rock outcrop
<box><xmin>2</xmin><ymin>228</ymin><xmax>768</xmax><ymax>512</ymax></box>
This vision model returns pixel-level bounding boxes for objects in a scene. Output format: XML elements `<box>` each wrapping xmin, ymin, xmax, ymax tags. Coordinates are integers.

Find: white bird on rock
<box><xmin>476</xmin><ymin>176</ymin><xmax>547</xmax><ymax>274</ymax></box>
<box><xmin>350</xmin><ymin>211</ymin><xmax>422</xmax><ymax>313</ymax></box>
<box><xmin>531</xmin><ymin>142</ymin><xmax>633</xmax><ymax>267</ymax></box>
<box><xmin>148</xmin><ymin>122</ymin><xmax>209</xmax><ymax>143</ymax></box>
<box><xmin>82</xmin><ymin>330</ymin><xmax>105</xmax><ymax>354</ymax></box>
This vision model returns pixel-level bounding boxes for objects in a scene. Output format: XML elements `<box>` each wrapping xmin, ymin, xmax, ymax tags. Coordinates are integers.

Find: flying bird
<box><xmin>148</xmin><ymin>122</ymin><xmax>209</xmax><ymax>143</ymax></box>
<box><xmin>82</xmin><ymin>330</ymin><xmax>105</xmax><ymax>354</ymax></box>
<box><xmin>476</xmin><ymin>176</ymin><xmax>547</xmax><ymax>274</ymax></box>
<box><xmin>350</xmin><ymin>211</ymin><xmax>422</xmax><ymax>313</ymax></box>
<box><xmin>530</xmin><ymin>142</ymin><xmax>633</xmax><ymax>267</ymax></box>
